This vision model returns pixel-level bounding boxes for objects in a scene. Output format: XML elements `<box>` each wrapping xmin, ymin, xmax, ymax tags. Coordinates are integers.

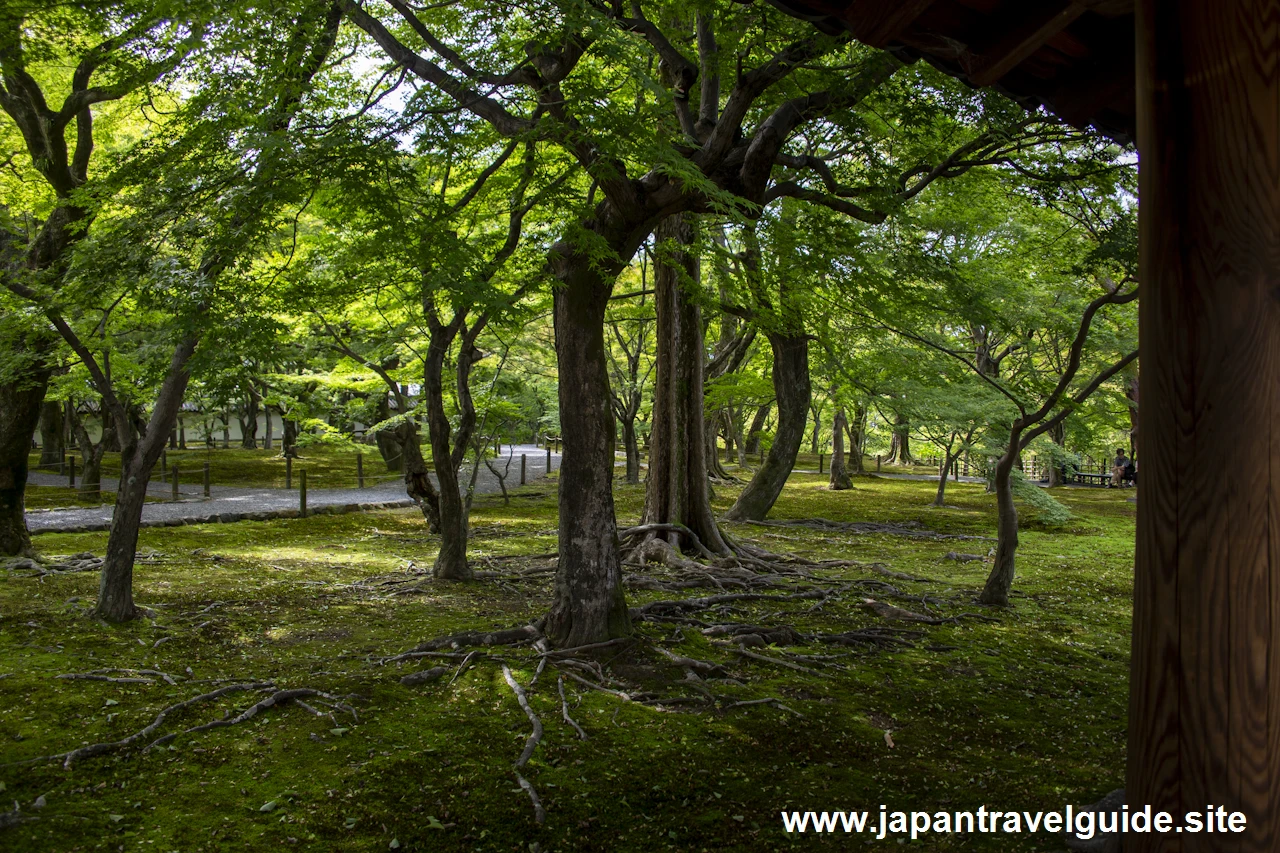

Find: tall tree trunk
<box><xmin>71</xmin><ymin>407</ymin><xmax>113</xmax><ymax>499</ymax></box>
<box><xmin>641</xmin><ymin>214</ymin><xmax>732</xmax><ymax>555</ymax></box>
<box><xmin>398</xmin><ymin>421</ymin><xmax>439</xmax><ymax>533</ymax></box>
<box><xmin>889</xmin><ymin>414</ymin><xmax>913</xmax><ymax>465</ymax></box>
<box><xmin>38</xmin><ymin>400</ymin><xmax>63</xmax><ymax>467</ymax></box>
<box><xmin>828</xmin><ymin>408</ymin><xmax>852</xmax><ymax>490</ymax></box>
<box><xmin>423</xmin><ymin>329</ymin><xmax>472</xmax><ymax>581</ymax></box>
<box><xmin>705</xmin><ymin>411</ymin><xmax>733</xmax><ymax>480</ymax></box>
<box><xmin>543</xmin><ymin>245</ymin><xmax>631</xmax><ymax>647</ymax></box>
<box><xmin>0</xmin><ymin>365</ymin><xmax>49</xmax><ymax>558</ymax></box>
<box><xmin>263</xmin><ymin>404</ymin><xmax>273</xmax><ymax>451</ymax></box>
<box><xmin>94</xmin><ymin>339</ymin><xmax>198</xmax><ymax>622</ymax></box>
<box><xmin>932</xmin><ymin>436</ymin><xmax>966</xmax><ymax>508</ymax></box>
<box><xmin>725</xmin><ymin>332</ymin><xmax>810</xmax><ymax>521</ymax></box>
<box><xmin>733</xmin><ymin>405</ymin><xmax>747</xmax><ymax>467</ymax></box>
<box><xmin>621</xmin><ymin>416</ymin><xmax>640</xmax><ymax>485</ymax></box>
<box><xmin>1046</xmin><ymin>420</ymin><xmax>1066</xmax><ymax>488</ymax></box>
<box><xmin>978</xmin><ymin>436</ymin><xmax>1021</xmax><ymax>605</ymax></box>
<box><xmin>239</xmin><ymin>385</ymin><xmax>260</xmax><ymax>448</ymax></box>
<box><xmin>809</xmin><ymin>403</ymin><xmax>821</xmax><ymax>455</ymax></box>
<box><xmin>281</xmin><ymin>416</ymin><xmax>297</xmax><ymax>457</ymax></box>
<box><xmin>744</xmin><ymin>402</ymin><xmax>771</xmax><ymax>455</ymax></box>
<box><xmin>372</xmin><ymin>395</ymin><xmax>404</xmax><ymax>472</ymax></box>
<box><xmin>848</xmin><ymin>404</ymin><xmax>867</xmax><ymax>474</ymax></box>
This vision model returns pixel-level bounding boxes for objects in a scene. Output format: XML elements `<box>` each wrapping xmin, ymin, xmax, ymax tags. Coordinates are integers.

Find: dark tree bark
<box><xmin>422</xmin><ymin>322</ymin><xmax>477</xmax><ymax>581</ymax></box>
<box><xmin>725</xmin><ymin>331</ymin><xmax>810</xmax><ymax>521</ymax></box>
<box><xmin>641</xmin><ymin>214</ymin><xmax>732</xmax><ymax>556</ymax></box>
<box><xmin>239</xmin><ymin>383</ymin><xmax>260</xmax><ymax>449</ymax></box>
<box><xmin>399</xmin><ymin>424</ymin><xmax>440</xmax><ymax>533</ymax></box>
<box><xmin>888</xmin><ymin>413</ymin><xmax>913</xmax><ymax>465</ymax></box>
<box><xmin>848</xmin><ymin>403</ymin><xmax>867</xmax><ymax>474</ymax></box>
<box><xmin>621</xmin><ymin>418</ymin><xmax>641</xmax><ymax>484</ymax></box>
<box><xmin>544</xmin><ymin>245</ymin><xmax>634</xmax><ymax>647</ymax></box>
<box><xmin>828</xmin><ymin>408</ymin><xmax>852</xmax><ymax>490</ymax></box>
<box><xmin>809</xmin><ymin>402</ymin><xmax>821</xmax><ymax>455</ymax></box>
<box><xmin>732</xmin><ymin>404</ymin><xmax>747</xmax><ymax>467</ymax></box>
<box><xmin>38</xmin><ymin>400</ymin><xmax>63</xmax><ymax>467</ymax></box>
<box><xmin>94</xmin><ymin>339</ymin><xmax>199</xmax><ymax>621</ymax></box>
<box><xmin>1046</xmin><ymin>420</ymin><xmax>1066</xmax><ymax>488</ymax></box>
<box><xmin>931</xmin><ymin>428</ymin><xmax>974</xmax><ymax>508</ymax></box>
<box><xmin>0</xmin><ymin>360</ymin><xmax>49</xmax><ymax>558</ymax></box>
<box><xmin>979</xmin><ymin>438</ymin><xmax>1020</xmax><ymax>600</ymax></box>
<box><xmin>70</xmin><ymin>405</ymin><xmax>115</xmax><ymax>498</ymax></box>
<box><xmin>744</xmin><ymin>402</ymin><xmax>771</xmax><ymax>455</ymax></box>
<box><xmin>281</xmin><ymin>416</ymin><xmax>298</xmax><ymax>458</ymax></box>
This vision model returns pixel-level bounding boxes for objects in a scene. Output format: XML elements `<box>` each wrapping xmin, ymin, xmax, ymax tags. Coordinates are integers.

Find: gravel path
<box><xmin>26</xmin><ymin>444</ymin><xmax>559</xmax><ymax>534</ymax></box>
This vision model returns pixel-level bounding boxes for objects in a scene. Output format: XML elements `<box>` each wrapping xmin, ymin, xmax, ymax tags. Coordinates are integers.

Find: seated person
<box><xmin>1111</xmin><ymin>448</ymin><xmax>1130</xmax><ymax>487</ymax></box>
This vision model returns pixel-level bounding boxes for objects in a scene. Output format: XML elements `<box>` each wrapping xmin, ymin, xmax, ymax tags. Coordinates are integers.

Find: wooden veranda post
<box><xmin>1128</xmin><ymin>1</ymin><xmax>1280</xmax><ymax>848</ymax></box>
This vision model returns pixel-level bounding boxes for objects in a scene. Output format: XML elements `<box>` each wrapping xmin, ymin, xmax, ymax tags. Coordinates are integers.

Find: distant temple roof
<box><xmin>768</xmin><ymin>0</ymin><xmax>1136</xmax><ymax>145</ymax></box>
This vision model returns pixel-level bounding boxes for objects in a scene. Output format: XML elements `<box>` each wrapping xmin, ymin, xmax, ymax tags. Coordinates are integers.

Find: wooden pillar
<box><xmin>1129</xmin><ymin>2</ymin><xmax>1280</xmax><ymax>848</ymax></box>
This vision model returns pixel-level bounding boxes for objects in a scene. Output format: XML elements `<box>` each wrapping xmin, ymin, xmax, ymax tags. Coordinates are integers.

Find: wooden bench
<box><xmin>1071</xmin><ymin>471</ymin><xmax>1135</xmax><ymax>487</ymax></box>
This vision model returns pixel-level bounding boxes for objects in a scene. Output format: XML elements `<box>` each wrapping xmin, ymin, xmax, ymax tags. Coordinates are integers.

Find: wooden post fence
<box><xmin>520</xmin><ymin>454</ymin><xmax>526</xmax><ymax>485</ymax></box>
<box><xmin>299</xmin><ymin>469</ymin><xmax>307</xmax><ymax>518</ymax></box>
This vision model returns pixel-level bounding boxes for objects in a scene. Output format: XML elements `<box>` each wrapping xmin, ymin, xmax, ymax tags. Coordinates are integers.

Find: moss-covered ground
<box><xmin>1</xmin><ymin>472</ymin><xmax>1133</xmax><ymax>851</ymax></box>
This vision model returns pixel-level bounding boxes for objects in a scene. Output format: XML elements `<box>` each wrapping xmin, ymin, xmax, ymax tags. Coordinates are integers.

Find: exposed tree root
<box><xmin>727</xmin><ymin>646</ymin><xmax>827</xmax><ymax>677</ymax></box>
<box><xmin>655</xmin><ymin>646</ymin><xmax>726</xmax><ymax>677</ymax></box>
<box><xmin>619</xmin><ymin>524</ymin><xmax>720</xmax><ymax>560</ymax></box>
<box><xmin>944</xmin><ymin>551</ymin><xmax>988</xmax><ymax>562</ymax></box>
<box><xmin>6</xmin><ymin>682</ymin><xmax>358</xmax><ymax>769</ymax></box>
<box><xmin>0</xmin><ymin>801</ymin><xmax>37</xmax><ymax>830</ymax></box>
<box><xmin>5</xmin><ymin>682</ymin><xmax>271</xmax><ymax>769</ymax></box>
<box><xmin>57</xmin><ymin>668</ymin><xmax>179</xmax><ymax>685</ymax></box>
<box><xmin>408</xmin><ymin>623</ymin><xmax>542</xmax><ymax>652</ymax></box>
<box><xmin>701</xmin><ymin>624</ymin><xmax>805</xmax><ymax>646</ymax></box>
<box><xmin>724</xmin><ymin>697</ymin><xmax>803</xmax><ymax>716</ymax></box>
<box><xmin>867</xmin><ymin>563</ymin><xmax>938</xmax><ymax>583</ymax></box>
<box><xmin>812</xmin><ymin>628</ymin><xmax>925</xmax><ymax>649</ymax></box>
<box><xmin>400</xmin><ymin>667</ymin><xmax>449</xmax><ymax>686</ymax></box>
<box><xmin>3</xmin><ymin>552</ymin><xmax>102</xmax><ymax>578</ymax></box>
<box><xmin>501</xmin><ymin>664</ymin><xmax>546</xmax><ymax>825</ymax></box>
<box><xmin>860</xmin><ymin>598</ymin><xmax>999</xmax><ymax>625</ymax></box>
<box><xmin>558</xmin><ymin>675</ymin><xmax>587</xmax><ymax>740</ymax></box>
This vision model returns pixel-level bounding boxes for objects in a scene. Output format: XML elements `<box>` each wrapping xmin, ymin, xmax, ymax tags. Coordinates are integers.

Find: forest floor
<box><xmin>0</xmin><ymin>472</ymin><xmax>1134</xmax><ymax>852</ymax></box>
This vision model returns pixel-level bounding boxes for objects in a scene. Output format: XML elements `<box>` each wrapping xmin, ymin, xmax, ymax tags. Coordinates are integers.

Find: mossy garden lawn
<box><xmin>0</xmin><ymin>475</ymin><xmax>1134</xmax><ymax>851</ymax></box>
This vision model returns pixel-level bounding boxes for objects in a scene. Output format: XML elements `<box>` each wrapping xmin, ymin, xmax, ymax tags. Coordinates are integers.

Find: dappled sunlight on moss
<box><xmin>0</xmin><ymin>475</ymin><xmax>1136</xmax><ymax>851</ymax></box>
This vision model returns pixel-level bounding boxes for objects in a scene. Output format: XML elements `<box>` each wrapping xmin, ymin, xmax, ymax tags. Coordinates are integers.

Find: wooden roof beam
<box><xmin>839</xmin><ymin>0</ymin><xmax>937</xmax><ymax>48</ymax></box>
<box><xmin>968</xmin><ymin>2</ymin><xmax>1086</xmax><ymax>87</ymax></box>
